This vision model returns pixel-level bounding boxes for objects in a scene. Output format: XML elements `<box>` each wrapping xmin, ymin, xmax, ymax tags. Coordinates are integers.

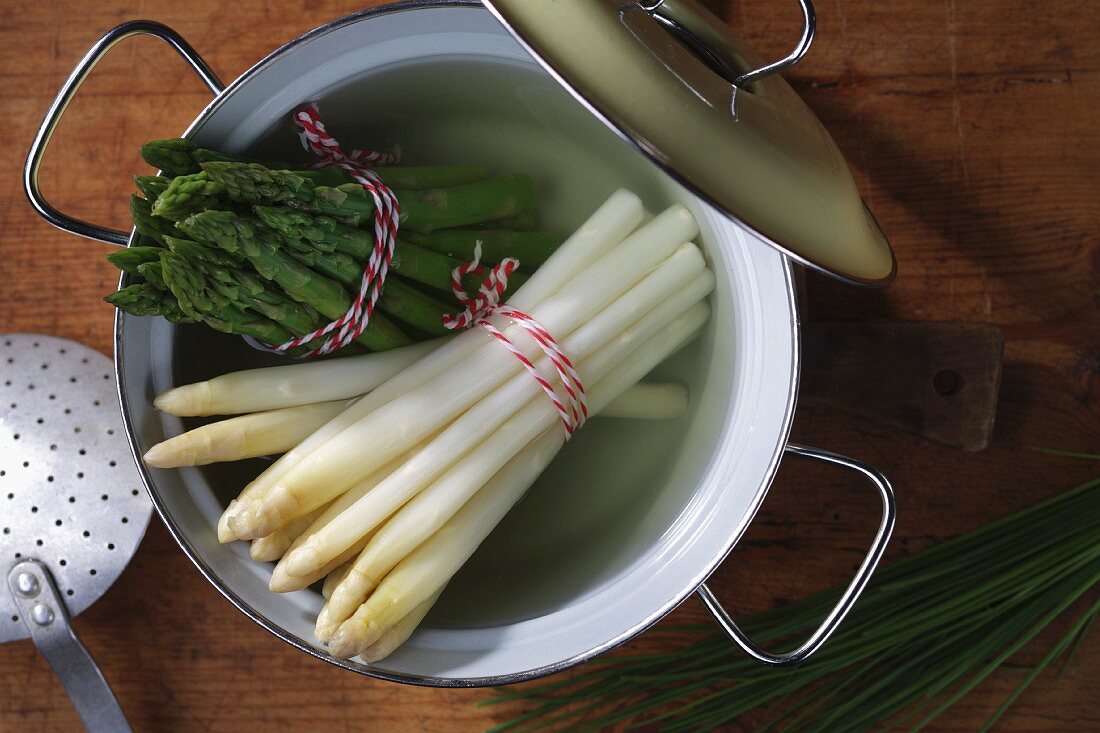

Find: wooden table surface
<box><xmin>1</xmin><ymin>1</ymin><xmax>1097</xmax><ymax>731</ymax></box>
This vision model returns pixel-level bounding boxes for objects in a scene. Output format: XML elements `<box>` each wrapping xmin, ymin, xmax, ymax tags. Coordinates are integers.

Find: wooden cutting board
<box><xmin>802</xmin><ymin>321</ymin><xmax>1004</xmax><ymax>452</ymax></box>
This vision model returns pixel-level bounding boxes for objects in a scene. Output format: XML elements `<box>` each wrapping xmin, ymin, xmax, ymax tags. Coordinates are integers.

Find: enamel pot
<box><xmin>25</xmin><ymin>0</ymin><xmax>896</xmax><ymax>685</ymax></box>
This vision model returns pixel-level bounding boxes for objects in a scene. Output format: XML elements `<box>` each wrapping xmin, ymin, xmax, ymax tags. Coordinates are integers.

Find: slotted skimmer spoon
<box><xmin>1</xmin><ymin>333</ymin><xmax>152</xmax><ymax>732</ymax></box>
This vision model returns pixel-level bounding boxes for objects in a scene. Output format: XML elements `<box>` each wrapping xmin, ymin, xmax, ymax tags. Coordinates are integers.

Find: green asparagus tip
<box><xmin>151</xmin><ymin>172</ymin><xmax>226</xmax><ymax>221</ymax></box>
<box><xmin>133</xmin><ymin>175</ymin><xmax>171</xmax><ymax>202</ymax></box>
<box><xmin>140</xmin><ymin>138</ymin><xmax>200</xmax><ymax>177</ymax></box>
<box><xmin>106</xmin><ymin>246</ymin><xmax>163</xmax><ymax>275</ymax></box>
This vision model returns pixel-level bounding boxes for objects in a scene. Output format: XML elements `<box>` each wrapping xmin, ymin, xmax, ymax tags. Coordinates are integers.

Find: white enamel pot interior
<box><xmin>25</xmin><ymin>1</ymin><xmax>896</xmax><ymax>686</ymax></box>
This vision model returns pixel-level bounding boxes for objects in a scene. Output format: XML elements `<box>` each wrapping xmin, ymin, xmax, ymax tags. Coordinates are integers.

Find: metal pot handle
<box><xmin>24</xmin><ymin>20</ymin><xmax>224</xmax><ymax>247</ymax></box>
<box><xmin>696</xmin><ymin>442</ymin><xmax>896</xmax><ymax>666</ymax></box>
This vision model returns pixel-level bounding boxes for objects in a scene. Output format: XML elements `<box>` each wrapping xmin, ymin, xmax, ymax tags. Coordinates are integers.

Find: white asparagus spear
<box><xmin>322</xmin><ymin>562</ymin><xmax>353</xmax><ymax>600</ymax></box>
<box><xmin>168</xmin><ymin>380</ymin><xmax>688</xmax><ymax>472</ymax></box>
<box><xmin>267</xmin><ymin>455</ymin><xmax>411</xmax><ymax>593</ymax></box>
<box><xmin>600</xmin><ymin>382</ymin><xmax>688</xmax><ymax>420</ymax></box>
<box><xmin>324</xmin><ymin>429</ymin><xmax>562</xmax><ymax>653</ymax></box>
<box><xmin>315</xmin><ymin>282</ymin><xmax>712</xmax><ymax>638</ymax></box>
<box><xmin>359</xmin><ymin>590</ymin><xmax>443</xmax><ymax>664</ymax></box>
<box><xmin>221</xmin><ymin>190</ymin><xmax>645</xmax><ymax>536</ymax></box>
<box><xmin>265</xmin><ymin>539</ymin><xmax>376</xmax><ymax>596</ymax></box>
<box><xmin>144</xmin><ymin>401</ymin><xmax>348</xmax><ymax>469</ymax></box>
<box><xmin>236</xmin><ymin>206</ymin><xmax>699</xmax><ymax>539</ymax></box>
<box><xmin>154</xmin><ymin>340</ymin><xmax>442</xmax><ymax>417</ymax></box>
<box><xmin>326</xmin><ymin>304</ymin><xmax>710</xmax><ymax>657</ymax></box>
<box><xmin>249</xmin><ymin>505</ymin><xmax>329</xmax><ymax>562</ymax></box>
<box><xmin>288</xmin><ymin>248</ymin><xmax>709</xmax><ymax>582</ymax></box>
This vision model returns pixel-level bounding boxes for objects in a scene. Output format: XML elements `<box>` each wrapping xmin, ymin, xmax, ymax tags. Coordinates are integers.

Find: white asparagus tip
<box><xmin>315</xmin><ymin>602</ymin><xmax>341</xmax><ymax>643</ymax></box>
<box><xmin>321</xmin><ymin>563</ymin><xmax>352</xmax><ymax>601</ymax></box>
<box><xmin>315</xmin><ymin>565</ymin><xmax>383</xmax><ymax>643</ymax></box>
<box><xmin>268</xmin><ymin>563</ymin><xmax>298</xmax><ymax>593</ymax></box>
<box><xmin>327</xmin><ymin>618</ymin><xmax>377</xmax><ymax>659</ymax></box>
<box><xmin>216</xmin><ymin>501</ymin><xmax>237</xmax><ymax>544</ymax></box>
<box><xmin>282</xmin><ymin>544</ymin><xmax>321</xmax><ymax>578</ymax></box>
<box><xmin>225</xmin><ymin>500</ymin><xmax>266</xmax><ymax>541</ymax></box>
<box><xmin>142</xmin><ymin>441</ymin><xmax>182</xmax><ymax>468</ymax></box>
<box><xmin>360</xmin><ymin>591</ymin><xmax>442</xmax><ymax>663</ymax></box>
<box><xmin>241</xmin><ymin>486</ymin><xmax>298</xmax><ymax>540</ymax></box>
<box><xmin>250</xmin><ymin>535</ymin><xmax>289</xmax><ymax>563</ymax></box>
<box><xmin>153</xmin><ymin>383</ymin><xmax>208</xmax><ymax>416</ymax></box>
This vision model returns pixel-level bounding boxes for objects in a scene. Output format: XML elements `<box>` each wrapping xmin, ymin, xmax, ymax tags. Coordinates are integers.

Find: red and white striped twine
<box><xmin>444</xmin><ymin>244</ymin><xmax>588</xmax><ymax>438</ymax></box>
<box><xmin>265</xmin><ymin>104</ymin><xmax>586</xmax><ymax>435</ymax></box>
<box><xmin>267</xmin><ymin>103</ymin><xmax>401</xmax><ymax>357</ymax></box>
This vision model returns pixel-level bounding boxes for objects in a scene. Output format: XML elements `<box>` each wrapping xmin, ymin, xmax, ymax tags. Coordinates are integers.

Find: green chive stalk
<box><xmin>486</xmin><ymin>467</ymin><xmax>1100</xmax><ymax>733</ymax></box>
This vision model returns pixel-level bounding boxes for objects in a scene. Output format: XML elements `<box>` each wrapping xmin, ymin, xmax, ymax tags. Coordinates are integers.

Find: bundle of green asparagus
<box><xmin>107</xmin><ymin>137</ymin><xmax>561</xmax><ymax>354</ymax></box>
<box><xmin>179</xmin><ymin>190</ymin><xmax>715</xmax><ymax>662</ymax></box>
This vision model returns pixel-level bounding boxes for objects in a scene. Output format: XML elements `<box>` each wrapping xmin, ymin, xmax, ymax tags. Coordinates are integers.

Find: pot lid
<box><xmin>482</xmin><ymin>0</ymin><xmax>895</xmax><ymax>285</ymax></box>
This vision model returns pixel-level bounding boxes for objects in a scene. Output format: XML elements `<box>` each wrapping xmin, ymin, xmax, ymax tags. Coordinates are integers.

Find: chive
<box><xmin>488</xmin><ymin>472</ymin><xmax>1100</xmax><ymax>731</ymax></box>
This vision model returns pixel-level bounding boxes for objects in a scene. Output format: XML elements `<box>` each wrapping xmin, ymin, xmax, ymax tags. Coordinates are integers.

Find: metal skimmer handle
<box><xmin>24</xmin><ymin>20</ymin><xmax>224</xmax><ymax>246</ymax></box>
<box><xmin>7</xmin><ymin>561</ymin><xmax>131</xmax><ymax>732</ymax></box>
<box><xmin>697</xmin><ymin>443</ymin><xmax>896</xmax><ymax>666</ymax></box>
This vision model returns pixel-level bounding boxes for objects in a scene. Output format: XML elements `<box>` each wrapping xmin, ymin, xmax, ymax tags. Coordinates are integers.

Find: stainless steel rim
<box><xmin>106</xmin><ymin>1</ymin><xmax>804</xmax><ymax>686</ymax></box>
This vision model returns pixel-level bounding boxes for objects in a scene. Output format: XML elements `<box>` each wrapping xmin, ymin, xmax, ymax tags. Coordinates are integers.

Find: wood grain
<box><xmin>1</xmin><ymin>1</ymin><xmax>1097</xmax><ymax>731</ymax></box>
<box><xmin>801</xmin><ymin>321</ymin><xmax>1004</xmax><ymax>451</ymax></box>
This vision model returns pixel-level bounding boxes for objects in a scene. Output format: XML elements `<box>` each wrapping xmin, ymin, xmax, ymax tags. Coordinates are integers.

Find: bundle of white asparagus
<box><xmin>150</xmin><ymin>189</ymin><xmax>713</xmax><ymax>661</ymax></box>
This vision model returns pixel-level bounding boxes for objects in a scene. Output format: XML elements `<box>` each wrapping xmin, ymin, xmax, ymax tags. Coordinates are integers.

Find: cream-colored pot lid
<box><xmin>483</xmin><ymin>0</ymin><xmax>896</xmax><ymax>285</ymax></box>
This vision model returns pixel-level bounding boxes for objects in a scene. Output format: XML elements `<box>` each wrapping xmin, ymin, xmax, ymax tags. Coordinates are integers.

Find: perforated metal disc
<box><xmin>0</xmin><ymin>334</ymin><xmax>151</xmax><ymax>642</ymax></box>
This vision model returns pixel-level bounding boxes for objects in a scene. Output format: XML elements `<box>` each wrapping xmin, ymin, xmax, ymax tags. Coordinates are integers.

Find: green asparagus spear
<box><xmin>176</xmin><ymin>212</ymin><xmax>411</xmax><ymax>351</ymax></box>
<box><xmin>105</xmin><ymin>283</ymin><xmax>196</xmax><ymax>324</ymax></box>
<box><xmin>376</xmin><ymin>277</ymin><xmax>456</xmax><ymax>336</ymax></box>
<box><xmin>141</xmin><ymin>138</ymin><xmax>202</xmax><ymax>177</ymax></box>
<box><xmin>166</xmin><ymin>238</ymin><xmax>323</xmax><ymax>336</ymax></box>
<box><xmin>152</xmin><ymin>172</ymin><xmax>227</xmax><ymax>221</ymax></box>
<box><xmin>145</xmin><ymin>138</ymin><xmax>489</xmax><ymax>189</ymax></box>
<box><xmin>314</xmin><ymin>174</ymin><xmax>537</xmax><ymax>231</ymax></box>
<box><xmin>201</xmin><ymin>304</ymin><xmax>299</xmax><ymax>346</ymax></box>
<box><xmin>390</xmin><ymin>240</ymin><xmax>528</xmax><ymax>295</ymax></box>
<box><xmin>400</xmin><ymin>228</ymin><xmax>560</xmax><ymax>270</ymax></box>
<box><xmin>372</xmin><ymin>165</ymin><xmax>488</xmax><ymax>190</ymax></box>
<box><xmin>134</xmin><ymin>175</ymin><xmax>171</xmax><ymax>203</ymax></box>
<box><xmin>283</xmin><ymin>242</ymin><xmax>362</xmax><ymax>289</ymax></box>
<box><xmin>242</xmin><ymin>220</ymin><xmax>455</xmax><ymax>335</ymax></box>
<box><xmin>160</xmin><ymin>248</ymin><xmax>301</xmax><ymax>345</ymax></box>
<box><xmin>478</xmin><ymin>210</ymin><xmax>539</xmax><ymax>231</ymax></box>
<box><xmin>202</xmin><ymin>162</ymin><xmax>535</xmax><ymax>231</ymax></box>
<box><xmin>252</xmin><ymin>206</ymin><xmax>363</xmax><ymax>254</ymax></box>
<box><xmin>130</xmin><ymin>195</ymin><xmax>179</xmax><ymax>246</ymax></box>
<box><xmin>136</xmin><ymin>260</ymin><xmax>169</xmax><ymax>291</ymax></box>
<box><xmin>106</xmin><ymin>238</ymin><xmax>340</xmax><ymax>353</ymax></box>
<box><xmin>252</xmin><ymin>206</ymin><xmax>522</xmax><ymax>295</ymax></box>
<box><xmin>107</xmin><ymin>245</ymin><xmax>163</xmax><ymax>275</ymax></box>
